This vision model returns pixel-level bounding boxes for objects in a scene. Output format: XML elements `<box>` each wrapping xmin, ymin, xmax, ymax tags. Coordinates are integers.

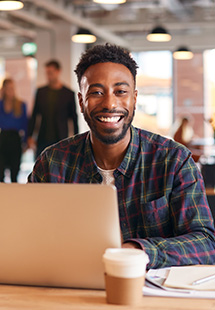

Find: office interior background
<box><xmin>0</xmin><ymin>0</ymin><xmax>215</xmax><ymax>183</ymax></box>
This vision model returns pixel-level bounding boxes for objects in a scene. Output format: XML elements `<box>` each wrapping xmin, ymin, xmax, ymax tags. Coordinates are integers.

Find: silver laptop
<box><xmin>0</xmin><ymin>183</ymin><xmax>121</xmax><ymax>289</ymax></box>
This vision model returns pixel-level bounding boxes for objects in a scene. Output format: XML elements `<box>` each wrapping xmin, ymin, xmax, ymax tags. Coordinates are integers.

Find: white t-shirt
<box><xmin>97</xmin><ymin>166</ymin><xmax>115</xmax><ymax>185</ymax></box>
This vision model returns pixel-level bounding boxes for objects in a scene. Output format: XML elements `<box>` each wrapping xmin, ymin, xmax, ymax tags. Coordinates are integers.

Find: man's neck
<box><xmin>49</xmin><ymin>81</ymin><xmax>62</xmax><ymax>90</ymax></box>
<box><xmin>91</xmin><ymin>131</ymin><xmax>131</xmax><ymax>170</ymax></box>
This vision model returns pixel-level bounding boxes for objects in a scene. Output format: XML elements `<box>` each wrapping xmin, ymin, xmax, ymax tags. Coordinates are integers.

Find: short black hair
<box><xmin>45</xmin><ymin>59</ymin><xmax>61</xmax><ymax>70</ymax></box>
<box><xmin>74</xmin><ymin>43</ymin><xmax>138</xmax><ymax>87</ymax></box>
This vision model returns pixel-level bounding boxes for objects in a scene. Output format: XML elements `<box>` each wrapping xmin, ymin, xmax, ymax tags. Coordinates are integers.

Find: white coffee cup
<box><xmin>103</xmin><ymin>248</ymin><xmax>149</xmax><ymax>278</ymax></box>
<box><xmin>103</xmin><ymin>248</ymin><xmax>149</xmax><ymax>305</ymax></box>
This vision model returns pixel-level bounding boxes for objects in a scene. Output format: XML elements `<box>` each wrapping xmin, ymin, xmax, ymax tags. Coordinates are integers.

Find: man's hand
<box><xmin>122</xmin><ymin>242</ymin><xmax>141</xmax><ymax>249</ymax></box>
<box><xmin>27</xmin><ymin>137</ymin><xmax>36</xmax><ymax>150</ymax></box>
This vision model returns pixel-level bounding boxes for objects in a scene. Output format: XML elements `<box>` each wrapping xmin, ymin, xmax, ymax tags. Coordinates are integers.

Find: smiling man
<box><xmin>28</xmin><ymin>43</ymin><xmax>215</xmax><ymax>269</ymax></box>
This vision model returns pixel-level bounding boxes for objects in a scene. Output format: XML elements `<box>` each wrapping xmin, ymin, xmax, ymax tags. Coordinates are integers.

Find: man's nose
<box><xmin>101</xmin><ymin>93</ymin><xmax>117</xmax><ymax>110</ymax></box>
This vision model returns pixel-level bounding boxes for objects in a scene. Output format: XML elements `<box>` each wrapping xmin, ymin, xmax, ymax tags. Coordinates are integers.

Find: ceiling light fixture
<box><xmin>93</xmin><ymin>0</ymin><xmax>126</xmax><ymax>4</ymax></box>
<box><xmin>147</xmin><ymin>26</ymin><xmax>172</xmax><ymax>42</ymax></box>
<box><xmin>173</xmin><ymin>46</ymin><xmax>193</xmax><ymax>60</ymax></box>
<box><xmin>72</xmin><ymin>28</ymin><xmax>97</xmax><ymax>44</ymax></box>
<box><xmin>0</xmin><ymin>0</ymin><xmax>24</xmax><ymax>11</ymax></box>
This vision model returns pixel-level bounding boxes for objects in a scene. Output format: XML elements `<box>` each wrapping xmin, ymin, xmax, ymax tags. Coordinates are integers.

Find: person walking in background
<box><xmin>27</xmin><ymin>59</ymin><xmax>79</xmax><ymax>158</ymax></box>
<box><xmin>0</xmin><ymin>78</ymin><xmax>28</xmax><ymax>182</ymax></box>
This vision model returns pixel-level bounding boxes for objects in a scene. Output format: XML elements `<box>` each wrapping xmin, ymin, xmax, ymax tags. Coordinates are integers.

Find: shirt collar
<box><xmin>117</xmin><ymin>125</ymin><xmax>140</xmax><ymax>178</ymax></box>
<box><xmin>84</xmin><ymin>132</ymin><xmax>102</xmax><ymax>182</ymax></box>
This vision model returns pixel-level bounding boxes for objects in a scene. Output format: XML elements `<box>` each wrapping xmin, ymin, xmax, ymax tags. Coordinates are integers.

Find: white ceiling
<box><xmin>0</xmin><ymin>0</ymin><xmax>215</xmax><ymax>56</ymax></box>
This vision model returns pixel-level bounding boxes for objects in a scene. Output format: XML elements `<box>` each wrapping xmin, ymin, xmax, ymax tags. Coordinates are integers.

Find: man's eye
<box><xmin>116</xmin><ymin>89</ymin><xmax>127</xmax><ymax>95</ymax></box>
<box><xmin>91</xmin><ymin>91</ymin><xmax>103</xmax><ymax>95</ymax></box>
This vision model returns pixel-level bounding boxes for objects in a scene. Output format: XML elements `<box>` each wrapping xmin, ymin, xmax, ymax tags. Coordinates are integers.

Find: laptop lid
<box><xmin>0</xmin><ymin>183</ymin><xmax>121</xmax><ymax>289</ymax></box>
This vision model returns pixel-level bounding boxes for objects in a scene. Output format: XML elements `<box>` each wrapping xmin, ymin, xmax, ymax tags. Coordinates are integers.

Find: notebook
<box><xmin>0</xmin><ymin>183</ymin><xmax>121</xmax><ymax>289</ymax></box>
<box><xmin>164</xmin><ymin>266</ymin><xmax>215</xmax><ymax>291</ymax></box>
<box><xmin>144</xmin><ymin>267</ymin><xmax>215</xmax><ymax>299</ymax></box>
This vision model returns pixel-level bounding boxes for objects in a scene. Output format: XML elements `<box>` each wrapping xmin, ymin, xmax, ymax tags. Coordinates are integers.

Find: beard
<box><xmin>83</xmin><ymin>108</ymin><xmax>135</xmax><ymax>145</ymax></box>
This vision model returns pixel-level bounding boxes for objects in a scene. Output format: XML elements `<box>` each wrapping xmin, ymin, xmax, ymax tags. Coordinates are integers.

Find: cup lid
<box><xmin>103</xmin><ymin>248</ymin><xmax>149</xmax><ymax>265</ymax></box>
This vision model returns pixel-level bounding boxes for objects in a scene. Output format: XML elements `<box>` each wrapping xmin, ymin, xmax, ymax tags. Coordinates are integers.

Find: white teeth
<box><xmin>99</xmin><ymin>116</ymin><xmax>121</xmax><ymax>123</ymax></box>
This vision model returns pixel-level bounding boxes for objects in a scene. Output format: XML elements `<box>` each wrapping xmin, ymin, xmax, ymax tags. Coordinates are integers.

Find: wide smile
<box><xmin>96</xmin><ymin>115</ymin><xmax>124</xmax><ymax>123</ymax></box>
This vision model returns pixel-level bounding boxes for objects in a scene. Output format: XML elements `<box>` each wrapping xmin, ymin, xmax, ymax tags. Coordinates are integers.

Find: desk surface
<box><xmin>0</xmin><ymin>285</ymin><xmax>214</xmax><ymax>310</ymax></box>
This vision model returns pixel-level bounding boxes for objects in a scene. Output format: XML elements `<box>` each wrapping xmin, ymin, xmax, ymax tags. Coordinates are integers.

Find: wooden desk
<box><xmin>0</xmin><ymin>285</ymin><xmax>214</xmax><ymax>310</ymax></box>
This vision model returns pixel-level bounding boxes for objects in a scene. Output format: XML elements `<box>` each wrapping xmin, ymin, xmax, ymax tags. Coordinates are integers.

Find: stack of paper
<box><xmin>143</xmin><ymin>266</ymin><xmax>215</xmax><ymax>299</ymax></box>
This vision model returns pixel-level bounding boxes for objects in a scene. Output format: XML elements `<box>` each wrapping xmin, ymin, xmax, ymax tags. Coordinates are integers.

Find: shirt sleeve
<box><xmin>21</xmin><ymin>102</ymin><xmax>28</xmax><ymax>143</ymax></box>
<box><xmin>28</xmin><ymin>152</ymin><xmax>49</xmax><ymax>182</ymax></box>
<box><xmin>27</xmin><ymin>90</ymin><xmax>40</xmax><ymax>138</ymax></box>
<box><xmin>124</xmin><ymin>153</ymin><xmax>215</xmax><ymax>269</ymax></box>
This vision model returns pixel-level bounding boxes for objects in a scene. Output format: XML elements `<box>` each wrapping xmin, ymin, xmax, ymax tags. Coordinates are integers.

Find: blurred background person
<box><xmin>0</xmin><ymin>78</ymin><xmax>28</xmax><ymax>182</ymax></box>
<box><xmin>207</xmin><ymin>115</ymin><xmax>215</xmax><ymax>140</ymax></box>
<box><xmin>27</xmin><ymin>59</ymin><xmax>79</xmax><ymax>158</ymax></box>
<box><xmin>173</xmin><ymin>116</ymin><xmax>201</xmax><ymax>162</ymax></box>
<box><xmin>173</xmin><ymin>117</ymin><xmax>193</xmax><ymax>147</ymax></box>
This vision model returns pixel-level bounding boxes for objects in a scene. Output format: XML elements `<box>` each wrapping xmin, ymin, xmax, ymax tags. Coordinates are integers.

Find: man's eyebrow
<box><xmin>88</xmin><ymin>83</ymin><xmax>104</xmax><ymax>89</ymax></box>
<box><xmin>114</xmin><ymin>82</ymin><xmax>130</xmax><ymax>87</ymax></box>
<box><xmin>88</xmin><ymin>82</ymin><xmax>130</xmax><ymax>89</ymax></box>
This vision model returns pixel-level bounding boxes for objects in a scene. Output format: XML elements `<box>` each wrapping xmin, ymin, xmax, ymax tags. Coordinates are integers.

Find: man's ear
<box><xmin>78</xmin><ymin>92</ymin><xmax>84</xmax><ymax>113</ymax></box>
<box><xmin>134</xmin><ymin>90</ymin><xmax>138</xmax><ymax>110</ymax></box>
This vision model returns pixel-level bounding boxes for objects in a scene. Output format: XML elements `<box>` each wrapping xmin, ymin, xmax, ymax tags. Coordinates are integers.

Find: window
<box><xmin>132</xmin><ymin>51</ymin><xmax>173</xmax><ymax>137</ymax></box>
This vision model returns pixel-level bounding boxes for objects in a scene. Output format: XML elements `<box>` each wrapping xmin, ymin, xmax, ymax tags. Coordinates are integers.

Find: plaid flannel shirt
<box><xmin>28</xmin><ymin>126</ymin><xmax>215</xmax><ymax>269</ymax></box>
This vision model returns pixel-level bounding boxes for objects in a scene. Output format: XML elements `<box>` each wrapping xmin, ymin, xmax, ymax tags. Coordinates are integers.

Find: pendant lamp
<box><xmin>72</xmin><ymin>28</ymin><xmax>97</xmax><ymax>44</ymax></box>
<box><xmin>147</xmin><ymin>26</ymin><xmax>172</xmax><ymax>42</ymax></box>
<box><xmin>93</xmin><ymin>0</ymin><xmax>126</xmax><ymax>4</ymax></box>
<box><xmin>173</xmin><ymin>46</ymin><xmax>193</xmax><ymax>60</ymax></box>
<box><xmin>0</xmin><ymin>0</ymin><xmax>24</xmax><ymax>10</ymax></box>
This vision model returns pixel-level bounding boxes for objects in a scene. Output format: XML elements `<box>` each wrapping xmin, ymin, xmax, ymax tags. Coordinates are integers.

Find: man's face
<box><xmin>78</xmin><ymin>62</ymin><xmax>137</xmax><ymax>145</ymax></box>
<box><xmin>45</xmin><ymin>65</ymin><xmax>60</xmax><ymax>85</ymax></box>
